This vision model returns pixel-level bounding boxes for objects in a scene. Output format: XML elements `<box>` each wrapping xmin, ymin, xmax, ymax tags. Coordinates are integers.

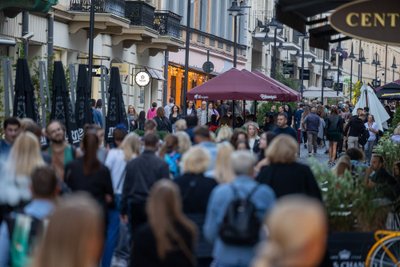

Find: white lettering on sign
<box><xmin>194</xmin><ymin>94</ymin><xmax>209</xmax><ymax>100</ymax></box>
<box><xmin>260</xmin><ymin>94</ymin><xmax>277</xmax><ymax>100</ymax></box>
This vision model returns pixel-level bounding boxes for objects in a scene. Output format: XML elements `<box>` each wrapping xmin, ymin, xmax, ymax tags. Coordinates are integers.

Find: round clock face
<box><xmin>135</xmin><ymin>71</ymin><xmax>150</xmax><ymax>87</ymax></box>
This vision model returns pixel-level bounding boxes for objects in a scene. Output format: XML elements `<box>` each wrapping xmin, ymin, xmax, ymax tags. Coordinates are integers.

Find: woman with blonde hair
<box><xmin>246</xmin><ymin>122</ymin><xmax>260</xmax><ymax>154</ymax></box>
<box><xmin>213</xmin><ymin>142</ymin><xmax>235</xmax><ymax>183</ymax></box>
<box><xmin>175</xmin><ymin>131</ymin><xmax>191</xmax><ymax>155</ymax></box>
<box><xmin>215</xmin><ymin>125</ymin><xmax>233</xmax><ymax>143</ymax></box>
<box><xmin>0</xmin><ymin>131</ymin><xmax>46</xmax><ymax>206</ymax></box>
<box><xmin>256</xmin><ymin>135</ymin><xmax>322</xmax><ymax>199</ymax></box>
<box><xmin>252</xmin><ymin>195</ymin><xmax>327</xmax><ymax>267</ymax></box>
<box><xmin>31</xmin><ymin>193</ymin><xmax>104</xmax><ymax>267</ymax></box>
<box><xmin>132</xmin><ymin>179</ymin><xmax>197</xmax><ymax>267</ymax></box>
<box><xmin>175</xmin><ymin>146</ymin><xmax>218</xmax><ymax>266</ymax></box>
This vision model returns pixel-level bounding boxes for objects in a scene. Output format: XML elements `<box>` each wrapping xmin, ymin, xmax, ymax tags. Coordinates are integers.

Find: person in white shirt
<box><xmin>364</xmin><ymin>114</ymin><xmax>379</xmax><ymax>163</ymax></box>
<box><xmin>197</xmin><ymin>101</ymin><xmax>208</xmax><ymax>126</ymax></box>
<box><xmin>164</xmin><ymin>97</ymin><xmax>175</xmax><ymax>119</ymax></box>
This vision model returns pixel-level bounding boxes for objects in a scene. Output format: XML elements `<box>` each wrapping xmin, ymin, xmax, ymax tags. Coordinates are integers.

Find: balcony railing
<box><xmin>125</xmin><ymin>1</ymin><xmax>155</xmax><ymax>28</ymax></box>
<box><xmin>70</xmin><ymin>0</ymin><xmax>125</xmax><ymax>18</ymax></box>
<box><xmin>154</xmin><ymin>11</ymin><xmax>181</xmax><ymax>39</ymax></box>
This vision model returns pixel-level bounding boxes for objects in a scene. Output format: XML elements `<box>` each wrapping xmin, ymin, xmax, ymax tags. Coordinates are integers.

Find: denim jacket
<box><xmin>203</xmin><ymin>176</ymin><xmax>275</xmax><ymax>266</ymax></box>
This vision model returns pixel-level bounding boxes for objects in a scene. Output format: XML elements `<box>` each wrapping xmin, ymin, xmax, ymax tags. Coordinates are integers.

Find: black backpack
<box><xmin>219</xmin><ymin>184</ymin><xmax>261</xmax><ymax>246</ymax></box>
<box><xmin>358</xmin><ymin>128</ymin><xmax>370</xmax><ymax>146</ymax></box>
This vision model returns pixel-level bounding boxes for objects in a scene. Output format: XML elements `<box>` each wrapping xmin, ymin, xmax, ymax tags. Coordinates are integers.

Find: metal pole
<box><xmin>233</xmin><ymin>15</ymin><xmax>238</xmax><ymax>68</ymax></box>
<box><xmin>300</xmin><ymin>37</ymin><xmax>305</xmax><ymax>99</ymax></box>
<box><xmin>350</xmin><ymin>58</ymin><xmax>353</xmax><ymax>101</ymax></box>
<box><xmin>2</xmin><ymin>59</ymin><xmax>10</xmax><ymax>117</ymax></box>
<box><xmin>385</xmin><ymin>44</ymin><xmax>388</xmax><ymax>85</ymax></box>
<box><xmin>375</xmin><ymin>53</ymin><xmax>378</xmax><ymax>86</ymax></box>
<box><xmin>22</xmin><ymin>11</ymin><xmax>29</xmax><ymax>58</ymax></box>
<box><xmin>182</xmin><ymin>0</ymin><xmax>191</xmax><ymax>114</ymax></box>
<box><xmin>393</xmin><ymin>68</ymin><xmax>395</xmax><ymax>82</ymax></box>
<box><xmin>163</xmin><ymin>51</ymin><xmax>169</xmax><ymax>106</ymax></box>
<box><xmin>87</xmin><ymin>1</ymin><xmax>95</xmax><ymax>97</ymax></box>
<box><xmin>100</xmin><ymin>66</ymin><xmax>107</xmax><ymax>129</ymax></box>
<box><xmin>321</xmin><ymin>50</ymin><xmax>325</xmax><ymax>103</ymax></box>
<box><xmin>336</xmin><ymin>42</ymin><xmax>341</xmax><ymax>96</ymax></box>
<box><xmin>47</xmin><ymin>13</ymin><xmax>54</xmax><ymax>69</ymax></box>
<box><xmin>272</xmin><ymin>28</ymin><xmax>277</xmax><ymax>79</ymax></box>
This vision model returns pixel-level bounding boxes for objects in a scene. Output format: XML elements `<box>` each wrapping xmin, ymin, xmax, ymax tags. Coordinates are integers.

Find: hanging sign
<box><xmin>135</xmin><ymin>71</ymin><xmax>150</xmax><ymax>87</ymax></box>
<box><xmin>329</xmin><ymin>0</ymin><xmax>400</xmax><ymax>45</ymax></box>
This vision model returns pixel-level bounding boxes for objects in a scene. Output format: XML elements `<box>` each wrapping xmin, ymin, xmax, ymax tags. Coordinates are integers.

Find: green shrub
<box><xmin>373</xmin><ymin>136</ymin><xmax>400</xmax><ymax>174</ymax></box>
<box><xmin>309</xmin><ymin>158</ymin><xmax>385</xmax><ymax>232</ymax></box>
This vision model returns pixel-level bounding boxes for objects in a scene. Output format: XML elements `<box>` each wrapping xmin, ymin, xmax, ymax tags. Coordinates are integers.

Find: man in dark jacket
<box><xmin>273</xmin><ymin>113</ymin><xmax>297</xmax><ymax>141</ymax></box>
<box><xmin>121</xmin><ymin>133</ymin><xmax>170</xmax><ymax>233</ymax></box>
<box><xmin>303</xmin><ymin>107</ymin><xmax>320</xmax><ymax>156</ymax></box>
<box><xmin>344</xmin><ymin>112</ymin><xmax>365</xmax><ymax>149</ymax></box>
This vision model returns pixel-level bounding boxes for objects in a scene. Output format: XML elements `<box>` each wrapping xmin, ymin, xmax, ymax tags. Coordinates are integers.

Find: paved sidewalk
<box><xmin>298</xmin><ymin>142</ymin><xmax>330</xmax><ymax>166</ymax></box>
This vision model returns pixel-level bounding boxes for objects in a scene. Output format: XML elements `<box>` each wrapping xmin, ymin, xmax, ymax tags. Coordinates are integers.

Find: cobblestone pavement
<box><xmin>298</xmin><ymin>142</ymin><xmax>330</xmax><ymax>166</ymax></box>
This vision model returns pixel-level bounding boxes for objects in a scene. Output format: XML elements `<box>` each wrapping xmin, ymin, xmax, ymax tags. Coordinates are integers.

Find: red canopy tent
<box><xmin>251</xmin><ymin>70</ymin><xmax>300</xmax><ymax>100</ymax></box>
<box><xmin>241</xmin><ymin>69</ymin><xmax>300</xmax><ymax>101</ymax></box>
<box><xmin>187</xmin><ymin>68</ymin><xmax>298</xmax><ymax>101</ymax></box>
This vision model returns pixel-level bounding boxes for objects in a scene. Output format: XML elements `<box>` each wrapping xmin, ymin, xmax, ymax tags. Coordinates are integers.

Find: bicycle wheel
<box><xmin>366</xmin><ymin>236</ymin><xmax>400</xmax><ymax>267</ymax></box>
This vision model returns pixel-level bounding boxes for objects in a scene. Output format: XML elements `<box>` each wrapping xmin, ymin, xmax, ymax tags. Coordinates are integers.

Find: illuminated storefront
<box><xmin>168</xmin><ymin>63</ymin><xmax>215</xmax><ymax>107</ymax></box>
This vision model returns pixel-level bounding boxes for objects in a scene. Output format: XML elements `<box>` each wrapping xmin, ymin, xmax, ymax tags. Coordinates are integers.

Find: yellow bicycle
<box><xmin>365</xmin><ymin>230</ymin><xmax>400</xmax><ymax>267</ymax></box>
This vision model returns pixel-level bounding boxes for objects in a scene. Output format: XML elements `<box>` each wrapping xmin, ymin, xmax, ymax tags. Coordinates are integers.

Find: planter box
<box><xmin>328</xmin><ymin>232</ymin><xmax>375</xmax><ymax>266</ymax></box>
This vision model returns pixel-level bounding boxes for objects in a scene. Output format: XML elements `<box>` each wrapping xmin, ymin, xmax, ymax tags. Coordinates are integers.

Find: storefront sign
<box><xmin>328</xmin><ymin>232</ymin><xmax>374</xmax><ymax>267</ymax></box>
<box><xmin>111</xmin><ymin>63</ymin><xmax>129</xmax><ymax>76</ymax></box>
<box><xmin>135</xmin><ymin>71</ymin><xmax>150</xmax><ymax>87</ymax></box>
<box><xmin>330</xmin><ymin>0</ymin><xmax>400</xmax><ymax>45</ymax></box>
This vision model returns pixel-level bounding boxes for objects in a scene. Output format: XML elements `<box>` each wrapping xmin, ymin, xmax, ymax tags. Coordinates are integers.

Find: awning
<box><xmin>0</xmin><ymin>36</ymin><xmax>16</xmax><ymax>46</ymax></box>
<box><xmin>187</xmin><ymin>68</ymin><xmax>298</xmax><ymax>101</ymax></box>
<box><xmin>375</xmin><ymin>80</ymin><xmax>400</xmax><ymax>100</ymax></box>
<box><xmin>276</xmin><ymin>0</ymin><xmax>353</xmax><ymax>50</ymax></box>
<box><xmin>145</xmin><ymin>67</ymin><xmax>165</xmax><ymax>81</ymax></box>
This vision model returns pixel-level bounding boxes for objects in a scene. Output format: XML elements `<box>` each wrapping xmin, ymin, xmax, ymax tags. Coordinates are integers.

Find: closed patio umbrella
<box><xmin>105</xmin><ymin>67</ymin><xmax>128</xmax><ymax>144</ymax></box>
<box><xmin>50</xmin><ymin>61</ymin><xmax>79</xmax><ymax>145</ymax></box>
<box><xmin>75</xmin><ymin>64</ymin><xmax>93</xmax><ymax>130</ymax></box>
<box><xmin>13</xmin><ymin>58</ymin><xmax>40</xmax><ymax>122</ymax></box>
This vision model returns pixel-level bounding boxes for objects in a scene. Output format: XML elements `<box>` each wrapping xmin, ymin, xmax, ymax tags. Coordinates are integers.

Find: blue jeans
<box><xmin>365</xmin><ymin>140</ymin><xmax>376</xmax><ymax>163</ymax></box>
<box><xmin>101</xmin><ymin>209</ymin><xmax>120</xmax><ymax>267</ymax></box>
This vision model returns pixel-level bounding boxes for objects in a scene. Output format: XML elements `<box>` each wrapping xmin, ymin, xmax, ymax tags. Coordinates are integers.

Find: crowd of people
<box><xmin>0</xmin><ymin>97</ymin><xmax>398</xmax><ymax>267</ymax></box>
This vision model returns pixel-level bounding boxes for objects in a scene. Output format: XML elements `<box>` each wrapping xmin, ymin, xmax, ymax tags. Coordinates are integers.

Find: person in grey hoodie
<box><xmin>303</xmin><ymin>107</ymin><xmax>320</xmax><ymax>156</ymax></box>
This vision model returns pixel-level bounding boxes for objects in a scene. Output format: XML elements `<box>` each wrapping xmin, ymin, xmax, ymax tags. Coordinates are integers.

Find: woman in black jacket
<box><xmin>174</xmin><ymin>146</ymin><xmax>217</xmax><ymax>267</ymax></box>
<box><xmin>256</xmin><ymin>135</ymin><xmax>322</xmax><ymax>200</ymax></box>
<box><xmin>131</xmin><ymin>179</ymin><xmax>197</xmax><ymax>267</ymax></box>
<box><xmin>154</xmin><ymin>107</ymin><xmax>172</xmax><ymax>133</ymax></box>
<box><xmin>64</xmin><ymin>130</ymin><xmax>114</xmax><ymax>220</ymax></box>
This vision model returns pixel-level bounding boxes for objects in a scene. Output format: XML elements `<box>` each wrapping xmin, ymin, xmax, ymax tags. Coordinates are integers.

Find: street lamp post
<box><xmin>336</xmin><ymin>42</ymin><xmax>342</xmax><ymax>96</ymax></box>
<box><xmin>182</xmin><ymin>0</ymin><xmax>191</xmax><ymax>113</ymax></box>
<box><xmin>87</xmin><ymin>1</ymin><xmax>95</xmax><ymax>97</ymax></box>
<box><xmin>228</xmin><ymin>1</ymin><xmax>243</xmax><ymax>68</ymax></box>
<box><xmin>358</xmin><ymin>48</ymin><xmax>366</xmax><ymax>82</ymax></box>
<box><xmin>321</xmin><ymin>50</ymin><xmax>326</xmax><ymax>103</ymax></box>
<box><xmin>391</xmin><ymin>56</ymin><xmax>397</xmax><ymax>82</ymax></box>
<box><xmin>372</xmin><ymin>52</ymin><xmax>381</xmax><ymax>87</ymax></box>
<box><xmin>268</xmin><ymin>18</ymin><xmax>283</xmax><ymax>79</ymax></box>
<box><xmin>348</xmin><ymin>43</ymin><xmax>356</xmax><ymax>101</ymax></box>
<box><xmin>300</xmin><ymin>36</ymin><xmax>305</xmax><ymax>99</ymax></box>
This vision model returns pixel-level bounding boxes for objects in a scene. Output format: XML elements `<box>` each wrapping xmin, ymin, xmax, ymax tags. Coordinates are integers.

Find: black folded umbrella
<box><xmin>75</xmin><ymin>64</ymin><xmax>93</xmax><ymax>130</ymax></box>
<box><xmin>50</xmin><ymin>61</ymin><xmax>80</xmax><ymax>145</ymax></box>
<box><xmin>105</xmin><ymin>67</ymin><xmax>128</xmax><ymax>144</ymax></box>
<box><xmin>13</xmin><ymin>58</ymin><xmax>40</xmax><ymax>122</ymax></box>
